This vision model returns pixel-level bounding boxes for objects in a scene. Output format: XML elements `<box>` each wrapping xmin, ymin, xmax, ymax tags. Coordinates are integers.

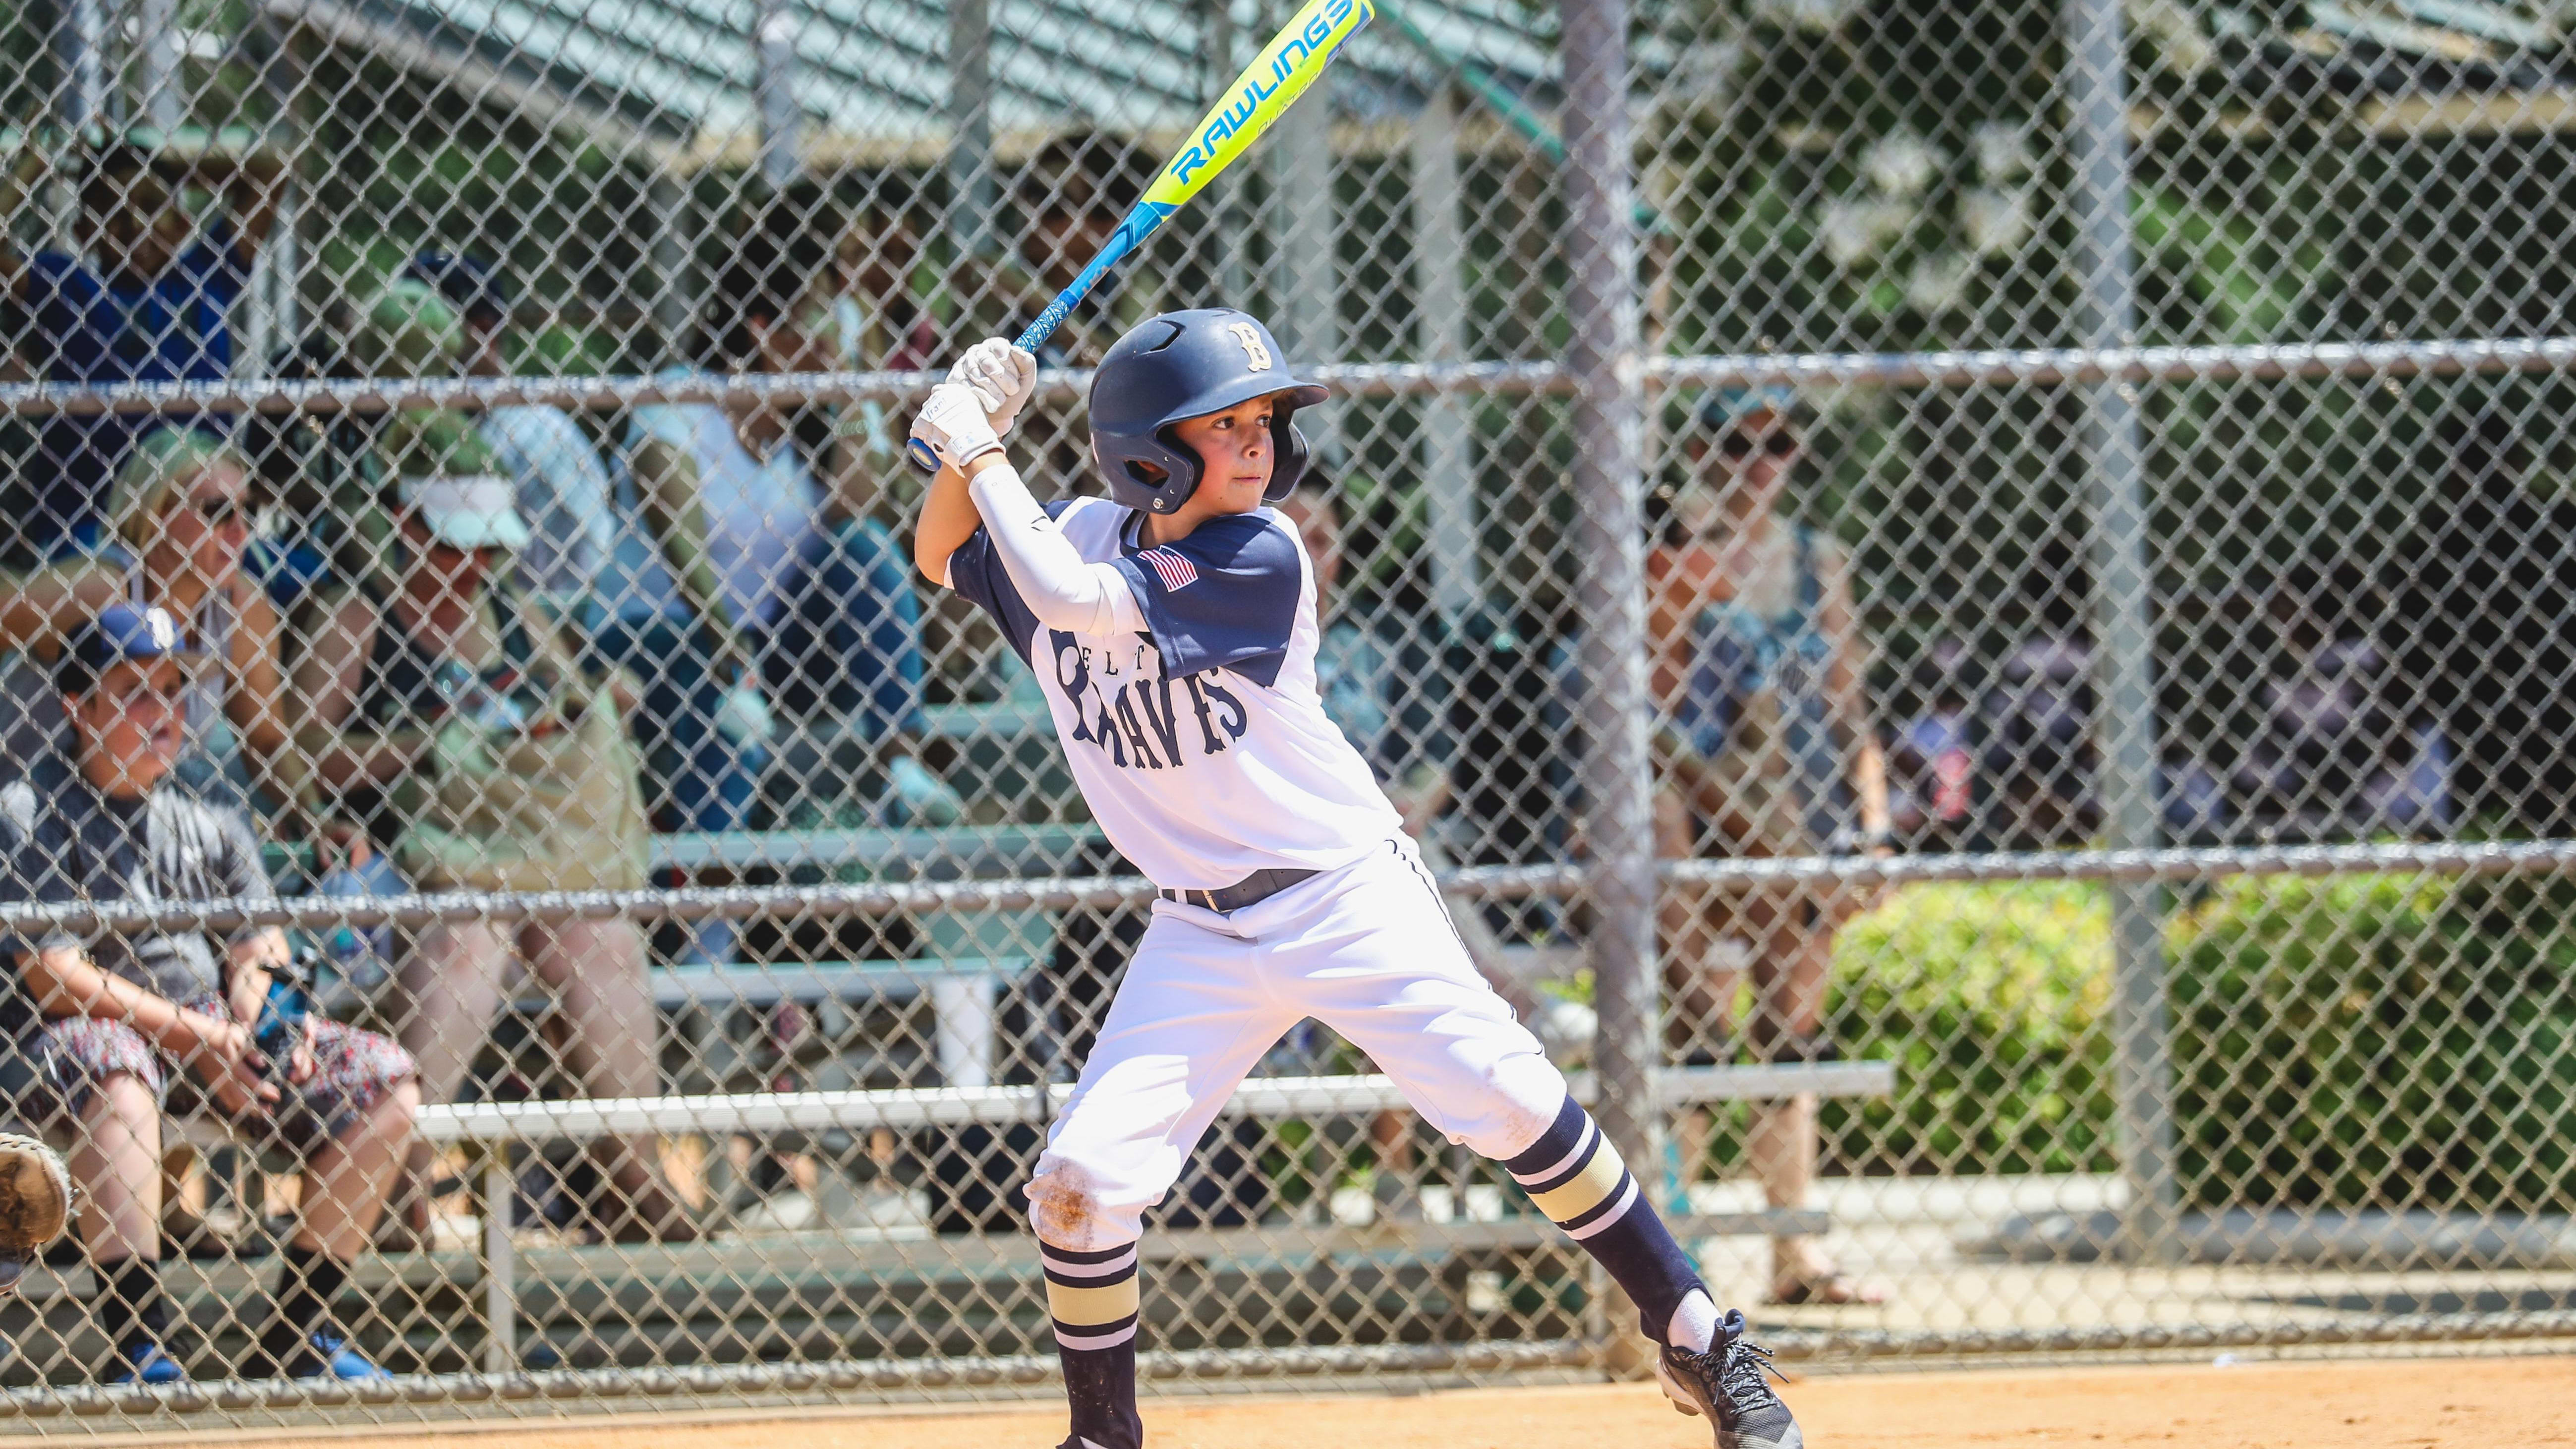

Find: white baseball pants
<box><xmin>1026</xmin><ymin>837</ymin><xmax>1570</xmax><ymax>1252</ymax></box>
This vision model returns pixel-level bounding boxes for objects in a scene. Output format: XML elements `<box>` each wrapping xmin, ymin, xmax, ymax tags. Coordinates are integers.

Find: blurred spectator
<box><xmin>238</xmin><ymin>280</ymin><xmax>467</xmax><ymax>629</ymax></box>
<box><xmin>0</xmin><ymin>274</ymin><xmax>35</xmax><ymax>569</ymax></box>
<box><xmin>806</xmin><ymin>196</ymin><xmax>939</xmax><ymax>485</ymax></box>
<box><xmin>290</xmin><ymin>410</ymin><xmax>691</xmax><ymax>1243</ymax></box>
<box><xmin>0</xmin><ymin>604</ymin><xmax>418</xmax><ymax>1384</ymax></box>
<box><xmin>593</xmin><ymin>251</ymin><xmax>960</xmax><ymax>863</ymax></box>
<box><xmin>951</xmin><ymin>134</ymin><xmax>1166</xmax><ymax>493</ymax></box>
<box><xmin>1647</xmin><ymin>389</ymin><xmax>1890</xmax><ymax>1308</ymax></box>
<box><xmin>0</xmin><ymin>430</ymin><xmax>302</xmax><ymax>815</ymax></box>
<box><xmin>968</xmin><ymin>134</ymin><xmax>1164</xmax><ymax>368</ymax></box>
<box><xmin>239</xmin><ymin>282</ymin><xmax>441</xmax><ymax>623</ymax></box>
<box><xmin>0</xmin><ymin>135</ymin><xmax>283</xmax><ymax>558</ymax></box>
<box><xmin>406</xmin><ymin>250</ymin><xmax>617</xmax><ymax>622</ymax></box>
<box><xmin>1887</xmin><ymin>637</ymin><xmax>1977</xmax><ymax>850</ymax></box>
<box><xmin>2395</xmin><ymin>407</ymin><xmax>2576</xmax><ymax>837</ymax></box>
<box><xmin>817</xmin><ymin>201</ymin><xmax>937</xmax><ymax>374</ymax></box>
<box><xmin>1274</xmin><ymin>483</ymin><xmax>1452</xmax><ymax>836</ymax></box>
<box><xmin>1977</xmin><ymin>631</ymin><xmax>2101</xmax><ymax>847</ymax></box>
<box><xmin>1972</xmin><ymin>610</ymin><xmax>2230</xmax><ymax>847</ymax></box>
<box><xmin>2232</xmin><ymin>635</ymin><xmax>2452</xmax><ymax>841</ymax></box>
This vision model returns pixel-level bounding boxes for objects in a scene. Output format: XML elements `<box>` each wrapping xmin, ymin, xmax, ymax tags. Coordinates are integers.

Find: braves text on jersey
<box><xmin>943</xmin><ymin>496</ymin><xmax>1401</xmax><ymax>888</ymax></box>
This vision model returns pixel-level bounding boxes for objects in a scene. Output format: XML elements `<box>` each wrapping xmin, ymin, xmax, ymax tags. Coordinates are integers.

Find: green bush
<box><xmin>2169</xmin><ymin>872</ymin><xmax>2576</xmax><ymax>1212</ymax></box>
<box><xmin>1819</xmin><ymin>881</ymin><xmax>2117</xmax><ymax>1176</ymax></box>
<box><xmin>1699</xmin><ymin>870</ymin><xmax>2576</xmax><ymax>1212</ymax></box>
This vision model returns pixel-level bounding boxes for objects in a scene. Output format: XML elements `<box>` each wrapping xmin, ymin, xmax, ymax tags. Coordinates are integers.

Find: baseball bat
<box><xmin>909</xmin><ymin>0</ymin><xmax>1375</xmax><ymax>472</ymax></box>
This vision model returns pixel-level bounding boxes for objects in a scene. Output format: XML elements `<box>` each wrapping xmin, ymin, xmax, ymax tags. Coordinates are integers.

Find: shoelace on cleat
<box><xmin>1718</xmin><ymin>1338</ymin><xmax>1788</xmax><ymax>1409</ymax></box>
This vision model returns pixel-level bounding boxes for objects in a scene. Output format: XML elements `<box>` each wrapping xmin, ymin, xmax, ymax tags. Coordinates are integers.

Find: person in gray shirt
<box><xmin>0</xmin><ymin>604</ymin><xmax>417</xmax><ymax>1385</ymax></box>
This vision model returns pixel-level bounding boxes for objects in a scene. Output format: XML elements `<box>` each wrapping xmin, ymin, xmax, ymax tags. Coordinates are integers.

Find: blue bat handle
<box><xmin>909</xmin><ymin>202</ymin><xmax>1177</xmax><ymax>472</ymax></box>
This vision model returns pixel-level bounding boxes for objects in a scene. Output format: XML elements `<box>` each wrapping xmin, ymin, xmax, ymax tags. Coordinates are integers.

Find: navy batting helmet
<box><xmin>1088</xmin><ymin>309</ymin><xmax>1329</xmax><ymax>515</ymax></box>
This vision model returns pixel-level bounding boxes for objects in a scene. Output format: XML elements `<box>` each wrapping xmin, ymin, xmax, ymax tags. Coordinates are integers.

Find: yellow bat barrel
<box><xmin>1149</xmin><ymin>0</ymin><xmax>1376</xmax><ymax>207</ymax></box>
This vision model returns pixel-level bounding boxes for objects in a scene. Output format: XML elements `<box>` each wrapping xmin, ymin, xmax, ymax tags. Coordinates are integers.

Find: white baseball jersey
<box><xmin>944</xmin><ymin>495</ymin><xmax>1401</xmax><ymax>889</ymax></box>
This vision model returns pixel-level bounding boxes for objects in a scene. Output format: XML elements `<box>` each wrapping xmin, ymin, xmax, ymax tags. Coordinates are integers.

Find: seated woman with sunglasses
<box><xmin>1646</xmin><ymin>388</ymin><xmax>1892</xmax><ymax>1308</ymax></box>
<box><xmin>0</xmin><ymin>428</ymin><xmax>300</xmax><ymax>816</ymax></box>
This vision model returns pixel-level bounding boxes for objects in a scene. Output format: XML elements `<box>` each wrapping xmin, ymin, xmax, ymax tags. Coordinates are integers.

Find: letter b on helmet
<box><xmin>1223</xmin><ymin>322</ymin><xmax>1273</xmax><ymax>371</ymax></box>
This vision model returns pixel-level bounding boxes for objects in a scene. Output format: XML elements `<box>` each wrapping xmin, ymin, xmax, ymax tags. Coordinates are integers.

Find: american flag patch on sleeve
<box><xmin>1140</xmin><ymin>548</ymin><xmax>1200</xmax><ymax>591</ymax></box>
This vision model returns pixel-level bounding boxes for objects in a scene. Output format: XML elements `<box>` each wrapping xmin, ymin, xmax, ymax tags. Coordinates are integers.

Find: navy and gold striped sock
<box><xmin>1503</xmin><ymin>1094</ymin><xmax>1708</xmax><ymax>1344</ymax></box>
<box><xmin>1040</xmin><ymin>1239</ymin><xmax>1144</xmax><ymax>1449</ymax></box>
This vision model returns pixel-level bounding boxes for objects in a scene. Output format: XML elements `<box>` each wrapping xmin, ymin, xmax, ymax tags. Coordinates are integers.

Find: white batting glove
<box><xmin>909</xmin><ymin>382</ymin><xmax>1007</xmax><ymax>472</ymax></box>
<box><xmin>950</xmin><ymin>338</ymin><xmax>1038</xmax><ymax>437</ymax></box>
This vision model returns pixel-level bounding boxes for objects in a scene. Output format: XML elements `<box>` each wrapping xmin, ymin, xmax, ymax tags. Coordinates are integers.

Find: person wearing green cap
<box><xmin>291</xmin><ymin>409</ymin><xmax>694</xmax><ymax>1244</ymax></box>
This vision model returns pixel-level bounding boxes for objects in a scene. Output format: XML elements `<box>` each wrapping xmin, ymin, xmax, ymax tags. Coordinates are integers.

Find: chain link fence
<box><xmin>0</xmin><ymin>0</ymin><xmax>2571</xmax><ymax>1431</ymax></box>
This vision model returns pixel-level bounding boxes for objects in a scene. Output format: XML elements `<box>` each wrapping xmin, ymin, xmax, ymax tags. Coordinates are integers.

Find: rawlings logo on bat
<box><xmin>1166</xmin><ymin>0</ymin><xmax>1369</xmax><ymax>188</ymax></box>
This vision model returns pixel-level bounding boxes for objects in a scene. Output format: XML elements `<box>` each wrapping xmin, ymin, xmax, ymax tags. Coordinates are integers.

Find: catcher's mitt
<box><xmin>0</xmin><ymin>1132</ymin><xmax>71</xmax><ymax>1290</ymax></box>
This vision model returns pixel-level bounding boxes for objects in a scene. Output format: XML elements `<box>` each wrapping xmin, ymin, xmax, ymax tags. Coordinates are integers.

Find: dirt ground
<box><xmin>207</xmin><ymin>1354</ymin><xmax>2576</xmax><ymax>1449</ymax></box>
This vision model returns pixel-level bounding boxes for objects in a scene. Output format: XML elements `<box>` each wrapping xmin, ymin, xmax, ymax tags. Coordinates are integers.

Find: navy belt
<box><xmin>1158</xmin><ymin>867</ymin><xmax>1322</xmax><ymax>915</ymax></box>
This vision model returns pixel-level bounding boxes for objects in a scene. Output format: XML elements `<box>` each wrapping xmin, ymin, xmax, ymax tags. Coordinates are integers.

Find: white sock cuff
<box><xmin>1668</xmin><ymin>1288</ymin><xmax>1721</xmax><ymax>1354</ymax></box>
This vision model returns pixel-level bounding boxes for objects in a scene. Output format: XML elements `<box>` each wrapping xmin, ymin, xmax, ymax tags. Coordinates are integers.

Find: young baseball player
<box><xmin>910</xmin><ymin>309</ymin><xmax>1801</xmax><ymax>1449</ymax></box>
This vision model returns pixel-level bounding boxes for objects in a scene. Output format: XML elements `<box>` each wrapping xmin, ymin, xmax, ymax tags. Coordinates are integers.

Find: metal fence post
<box><xmin>754</xmin><ymin>0</ymin><xmax>801</xmax><ymax>193</ymax></box>
<box><xmin>946</xmin><ymin>0</ymin><xmax>996</xmax><ymax>264</ymax></box>
<box><xmin>1412</xmin><ymin>83</ymin><xmax>1480</xmax><ymax>622</ymax></box>
<box><xmin>1561</xmin><ymin>0</ymin><xmax>1654</xmax><ymax>1247</ymax></box>
<box><xmin>51</xmin><ymin>0</ymin><xmax>108</xmax><ymax>135</ymax></box>
<box><xmin>483</xmin><ymin>1154</ymin><xmax>516</xmax><ymax>1374</ymax></box>
<box><xmin>2062</xmin><ymin>0</ymin><xmax>2180</xmax><ymax>1260</ymax></box>
<box><xmin>649</xmin><ymin>172</ymin><xmax>697</xmax><ymax>367</ymax></box>
<box><xmin>136</xmin><ymin>0</ymin><xmax>184</xmax><ymax>132</ymax></box>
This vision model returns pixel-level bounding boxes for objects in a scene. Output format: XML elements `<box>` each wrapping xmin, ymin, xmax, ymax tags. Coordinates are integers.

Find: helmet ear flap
<box><xmin>1263</xmin><ymin>409</ymin><xmax>1311</xmax><ymax>503</ymax></box>
<box><xmin>1134</xmin><ymin>428</ymin><xmax>1205</xmax><ymax>514</ymax></box>
<box><xmin>1094</xmin><ymin>429</ymin><xmax>1202</xmax><ymax>514</ymax></box>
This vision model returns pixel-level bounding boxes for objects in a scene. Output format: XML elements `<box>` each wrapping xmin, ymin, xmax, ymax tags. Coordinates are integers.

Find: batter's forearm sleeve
<box><xmin>966</xmin><ymin>463</ymin><xmax>1147</xmax><ymax>638</ymax></box>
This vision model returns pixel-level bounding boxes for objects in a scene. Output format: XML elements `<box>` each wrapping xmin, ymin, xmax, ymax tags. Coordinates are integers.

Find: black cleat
<box><xmin>1654</xmin><ymin>1308</ymin><xmax>1802</xmax><ymax>1449</ymax></box>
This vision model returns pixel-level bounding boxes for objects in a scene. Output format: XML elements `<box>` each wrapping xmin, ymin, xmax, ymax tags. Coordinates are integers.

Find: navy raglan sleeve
<box><xmin>941</xmin><ymin>499</ymin><xmax>1071</xmax><ymax>667</ymax></box>
<box><xmin>1112</xmin><ymin>513</ymin><xmax>1301</xmax><ymax>687</ymax></box>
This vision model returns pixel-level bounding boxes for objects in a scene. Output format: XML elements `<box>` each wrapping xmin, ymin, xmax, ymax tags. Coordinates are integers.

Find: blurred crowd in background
<box><xmin>0</xmin><ymin>123</ymin><xmax>2568</xmax><ymax>1286</ymax></box>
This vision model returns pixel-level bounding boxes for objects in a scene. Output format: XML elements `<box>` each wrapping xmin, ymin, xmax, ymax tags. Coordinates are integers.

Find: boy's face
<box><xmin>67</xmin><ymin>658</ymin><xmax>188</xmax><ymax>798</ymax></box>
<box><xmin>1169</xmin><ymin>395</ymin><xmax>1278</xmax><ymax>517</ymax></box>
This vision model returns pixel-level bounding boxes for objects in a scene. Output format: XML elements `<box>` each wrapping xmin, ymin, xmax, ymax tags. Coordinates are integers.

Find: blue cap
<box><xmin>58</xmin><ymin>604</ymin><xmax>197</xmax><ymax>696</ymax></box>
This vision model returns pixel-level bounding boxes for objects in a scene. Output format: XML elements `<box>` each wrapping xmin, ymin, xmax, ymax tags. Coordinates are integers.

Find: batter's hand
<box><xmin>951</xmin><ymin>338</ymin><xmax>1038</xmax><ymax>437</ymax></box>
<box><xmin>910</xmin><ymin>383</ymin><xmax>1008</xmax><ymax>472</ymax></box>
